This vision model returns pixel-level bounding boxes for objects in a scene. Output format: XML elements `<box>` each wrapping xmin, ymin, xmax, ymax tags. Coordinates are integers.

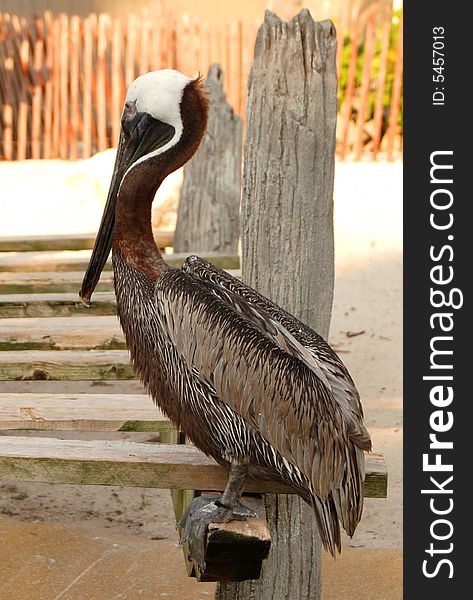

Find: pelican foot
<box><xmin>177</xmin><ymin>495</ymin><xmax>257</xmax><ymax>571</ymax></box>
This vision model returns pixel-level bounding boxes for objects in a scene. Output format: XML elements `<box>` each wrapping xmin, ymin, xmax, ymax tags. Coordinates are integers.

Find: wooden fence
<box><xmin>0</xmin><ymin>1</ymin><xmax>402</xmax><ymax>162</ymax></box>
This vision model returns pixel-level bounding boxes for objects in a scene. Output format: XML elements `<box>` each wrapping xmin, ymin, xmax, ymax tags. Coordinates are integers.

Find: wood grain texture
<box><xmin>0</xmin><ymin>392</ymin><xmax>171</xmax><ymax>432</ymax></box>
<box><xmin>218</xmin><ymin>10</ymin><xmax>338</xmax><ymax>599</ymax></box>
<box><xmin>0</xmin><ymin>315</ymin><xmax>124</xmax><ymax>351</ymax></box>
<box><xmin>174</xmin><ymin>64</ymin><xmax>242</xmax><ymax>255</ymax></box>
<box><xmin>0</xmin><ymin>437</ymin><xmax>386</xmax><ymax>497</ymax></box>
<box><xmin>0</xmin><ymin>251</ymin><xmax>239</xmax><ymax>273</ymax></box>
<box><xmin>0</xmin><ymin>292</ymin><xmax>117</xmax><ymax>318</ymax></box>
<box><xmin>0</xmin><ymin>350</ymin><xmax>134</xmax><ymax>381</ymax></box>
<box><xmin>197</xmin><ymin>495</ymin><xmax>271</xmax><ymax>582</ymax></box>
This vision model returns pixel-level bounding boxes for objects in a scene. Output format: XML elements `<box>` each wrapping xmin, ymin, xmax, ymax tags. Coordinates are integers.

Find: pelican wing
<box><xmin>182</xmin><ymin>256</ymin><xmax>371</xmax><ymax>454</ymax></box>
<box><xmin>157</xmin><ymin>265</ymin><xmax>367</xmax><ymax>505</ymax></box>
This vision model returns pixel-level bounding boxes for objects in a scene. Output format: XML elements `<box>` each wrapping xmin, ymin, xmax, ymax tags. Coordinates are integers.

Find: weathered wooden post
<box><xmin>174</xmin><ymin>64</ymin><xmax>242</xmax><ymax>254</ymax></box>
<box><xmin>216</xmin><ymin>9</ymin><xmax>338</xmax><ymax>600</ymax></box>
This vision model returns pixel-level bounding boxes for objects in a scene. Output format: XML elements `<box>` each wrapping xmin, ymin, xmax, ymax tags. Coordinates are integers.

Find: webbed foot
<box><xmin>177</xmin><ymin>494</ymin><xmax>257</xmax><ymax>571</ymax></box>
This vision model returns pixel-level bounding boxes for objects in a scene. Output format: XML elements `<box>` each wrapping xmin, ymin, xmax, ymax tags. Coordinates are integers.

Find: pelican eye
<box><xmin>124</xmin><ymin>100</ymin><xmax>137</xmax><ymax>116</ymax></box>
<box><xmin>121</xmin><ymin>105</ymin><xmax>141</xmax><ymax>137</ymax></box>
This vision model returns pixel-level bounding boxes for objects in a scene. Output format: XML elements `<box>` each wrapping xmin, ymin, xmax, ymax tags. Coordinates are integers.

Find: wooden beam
<box><xmin>0</xmin><ymin>270</ymin><xmax>241</xmax><ymax>295</ymax></box>
<box><xmin>0</xmin><ymin>231</ymin><xmax>174</xmax><ymax>253</ymax></box>
<box><xmin>0</xmin><ymin>271</ymin><xmax>115</xmax><ymax>295</ymax></box>
<box><xmin>0</xmin><ymin>350</ymin><xmax>134</xmax><ymax>381</ymax></box>
<box><xmin>0</xmin><ymin>252</ymin><xmax>240</xmax><ymax>273</ymax></box>
<box><xmin>0</xmin><ymin>316</ymin><xmax>124</xmax><ymax>351</ymax></box>
<box><xmin>0</xmin><ymin>437</ymin><xmax>387</xmax><ymax>498</ymax></box>
<box><xmin>0</xmin><ymin>292</ymin><xmax>116</xmax><ymax>318</ymax></box>
<box><xmin>0</xmin><ymin>393</ymin><xmax>172</xmax><ymax>432</ymax></box>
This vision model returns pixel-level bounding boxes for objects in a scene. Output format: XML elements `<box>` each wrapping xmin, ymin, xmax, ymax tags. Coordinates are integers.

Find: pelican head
<box><xmin>79</xmin><ymin>69</ymin><xmax>208</xmax><ymax>304</ymax></box>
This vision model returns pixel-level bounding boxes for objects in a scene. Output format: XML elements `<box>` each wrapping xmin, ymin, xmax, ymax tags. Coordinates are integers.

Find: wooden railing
<box><xmin>0</xmin><ymin>2</ymin><xmax>402</xmax><ymax>161</ymax></box>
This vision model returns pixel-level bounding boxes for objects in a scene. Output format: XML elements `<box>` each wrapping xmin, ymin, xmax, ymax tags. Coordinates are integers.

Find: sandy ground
<box><xmin>0</xmin><ymin>158</ymin><xmax>402</xmax><ymax>598</ymax></box>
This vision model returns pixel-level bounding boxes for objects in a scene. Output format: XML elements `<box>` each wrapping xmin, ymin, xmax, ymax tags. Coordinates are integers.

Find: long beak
<box><xmin>79</xmin><ymin>133</ymin><xmax>128</xmax><ymax>305</ymax></box>
<box><xmin>79</xmin><ymin>113</ymin><xmax>175</xmax><ymax>305</ymax></box>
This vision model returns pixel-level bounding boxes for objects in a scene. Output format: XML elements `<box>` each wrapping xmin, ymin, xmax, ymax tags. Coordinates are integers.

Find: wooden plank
<box><xmin>0</xmin><ymin>230</ymin><xmax>174</xmax><ymax>252</ymax></box>
<box><xmin>0</xmin><ymin>291</ymin><xmax>117</xmax><ymax>318</ymax></box>
<box><xmin>0</xmin><ymin>271</ymin><xmax>115</xmax><ymax>295</ymax></box>
<box><xmin>0</xmin><ymin>437</ymin><xmax>387</xmax><ymax>498</ymax></box>
<box><xmin>0</xmin><ymin>349</ymin><xmax>134</xmax><ymax>381</ymax></box>
<box><xmin>0</xmin><ymin>315</ymin><xmax>124</xmax><ymax>350</ymax></box>
<box><xmin>0</xmin><ymin>268</ymin><xmax>240</xmax><ymax>296</ymax></box>
<box><xmin>0</xmin><ymin>251</ymin><xmax>240</xmax><ymax>273</ymax></box>
<box><xmin>0</xmin><ymin>393</ymin><xmax>172</xmax><ymax>432</ymax></box>
<box><xmin>195</xmin><ymin>494</ymin><xmax>271</xmax><ymax>582</ymax></box>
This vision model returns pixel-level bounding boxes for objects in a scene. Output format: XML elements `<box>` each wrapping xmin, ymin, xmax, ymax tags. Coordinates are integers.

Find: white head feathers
<box><xmin>123</xmin><ymin>69</ymin><xmax>193</xmax><ymax>175</ymax></box>
<box><xmin>125</xmin><ymin>69</ymin><xmax>192</xmax><ymax>129</ymax></box>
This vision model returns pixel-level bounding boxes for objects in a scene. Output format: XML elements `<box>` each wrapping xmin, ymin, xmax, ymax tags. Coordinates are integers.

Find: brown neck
<box><xmin>113</xmin><ymin>76</ymin><xmax>209</xmax><ymax>278</ymax></box>
<box><xmin>113</xmin><ymin>163</ymin><xmax>166</xmax><ymax>277</ymax></box>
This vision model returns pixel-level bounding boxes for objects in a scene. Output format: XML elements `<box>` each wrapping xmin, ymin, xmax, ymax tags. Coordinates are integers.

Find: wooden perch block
<box><xmin>0</xmin><ymin>271</ymin><xmax>115</xmax><ymax>294</ymax></box>
<box><xmin>0</xmin><ymin>350</ymin><xmax>134</xmax><ymax>381</ymax></box>
<box><xmin>0</xmin><ymin>437</ymin><xmax>387</xmax><ymax>498</ymax></box>
<box><xmin>0</xmin><ymin>268</ymin><xmax>240</xmax><ymax>295</ymax></box>
<box><xmin>0</xmin><ymin>251</ymin><xmax>240</xmax><ymax>273</ymax></box>
<box><xmin>0</xmin><ymin>393</ymin><xmax>173</xmax><ymax>432</ymax></box>
<box><xmin>195</xmin><ymin>494</ymin><xmax>271</xmax><ymax>582</ymax></box>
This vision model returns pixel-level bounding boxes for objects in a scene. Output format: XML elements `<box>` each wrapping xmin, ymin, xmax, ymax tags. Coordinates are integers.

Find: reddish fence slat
<box><xmin>387</xmin><ymin>12</ymin><xmax>403</xmax><ymax>161</ymax></box>
<box><xmin>354</xmin><ymin>5</ymin><xmax>377</xmax><ymax>160</ymax></box>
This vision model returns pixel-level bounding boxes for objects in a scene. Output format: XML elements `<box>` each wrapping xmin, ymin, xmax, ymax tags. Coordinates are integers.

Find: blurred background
<box><xmin>0</xmin><ymin>0</ymin><xmax>402</xmax><ymax>162</ymax></box>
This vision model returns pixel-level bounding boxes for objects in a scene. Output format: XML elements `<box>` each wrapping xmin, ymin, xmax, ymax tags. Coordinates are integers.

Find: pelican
<box><xmin>80</xmin><ymin>69</ymin><xmax>371</xmax><ymax>569</ymax></box>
